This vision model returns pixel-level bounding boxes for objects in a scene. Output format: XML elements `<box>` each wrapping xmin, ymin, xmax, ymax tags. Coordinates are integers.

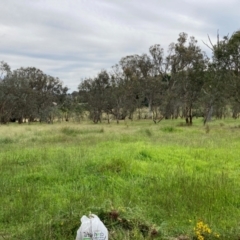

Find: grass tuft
<box><xmin>161</xmin><ymin>126</ymin><xmax>176</xmax><ymax>132</ymax></box>
<box><xmin>138</xmin><ymin>149</ymin><xmax>153</xmax><ymax>160</ymax></box>
<box><xmin>144</xmin><ymin>128</ymin><xmax>152</xmax><ymax>137</ymax></box>
<box><xmin>0</xmin><ymin>137</ymin><xmax>14</xmax><ymax>144</ymax></box>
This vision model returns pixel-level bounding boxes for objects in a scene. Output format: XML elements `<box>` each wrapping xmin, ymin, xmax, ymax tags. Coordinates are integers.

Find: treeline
<box><xmin>78</xmin><ymin>31</ymin><xmax>240</xmax><ymax>124</ymax></box>
<box><xmin>0</xmin><ymin>65</ymin><xmax>69</xmax><ymax>123</ymax></box>
<box><xmin>1</xmin><ymin>30</ymin><xmax>240</xmax><ymax>124</ymax></box>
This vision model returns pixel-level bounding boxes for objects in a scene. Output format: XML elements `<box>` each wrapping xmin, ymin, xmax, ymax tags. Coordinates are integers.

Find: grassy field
<box><xmin>1</xmin><ymin>118</ymin><xmax>240</xmax><ymax>240</ymax></box>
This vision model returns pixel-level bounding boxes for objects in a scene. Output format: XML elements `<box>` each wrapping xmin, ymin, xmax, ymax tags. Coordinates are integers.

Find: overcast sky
<box><xmin>0</xmin><ymin>0</ymin><xmax>239</xmax><ymax>92</ymax></box>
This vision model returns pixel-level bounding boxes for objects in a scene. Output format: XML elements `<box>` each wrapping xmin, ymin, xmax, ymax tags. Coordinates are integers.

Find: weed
<box><xmin>162</xmin><ymin>126</ymin><xmax>176</xmax><ymax>132</ymax></box>
<box><xmin>97</xmin><ymin>208</ymin><xmax>159</xmax><ymax>239</ymax></box>
<box><xmin>144</xmin><ymin>128</ymin><xmax>152</xmax><ymax>137</ymax></box>
<box><xmin>194</xmin><ymin>220</ymin><xmax>219</xmax><ymax>240</ymax></box>
<box><xmin>99</xmin><ymin>158</ymin><xmax>128</xmax><ymax>173</ymax></box>
<box><xmin>194</xmin><ymin>221</ymin><xmax>211</xmax><ymax>240</ymax></box>
<box><xmin>138</xmin><ymin>149</ymin><xmax>152</xmax><ymax>160</ymax></box>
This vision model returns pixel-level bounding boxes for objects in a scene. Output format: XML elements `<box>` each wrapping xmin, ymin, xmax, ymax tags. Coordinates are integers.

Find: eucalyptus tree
<box><xmin>0</xmin><ymin>66</ymin><xmax>68</xmax><ymax>123</ymax></box>
<box><xmin>0</xmin><ymin>61</ymin><xmax>12</xmax><ymax>123</ymax></box>
<box><xmin>106</xmin><ymin>64</ymin><xmax>129</xmax><ymax>123</ymax></box>
<box><xmin>135</xmin><ymin>54</ymin><xmax>155</xmax><ymax>118</ymax></box>
<box><xmin>60</xmin><ymin>92</ymin><xmax>85</xmax><ymax>122</ymax></box>
<box><xmin>169</xmin><ymin>33</ymin><xmax>207</xmax><ymax>124</ymax></box>
<box><xmin>119</xmin><ymin>55</ymin><xmax>145</xmax><ymax>119</ymax></box>
<box><xmin>147</xmin><ymin>44</ymin><xmax>165</xmax><ymax>118</ymax></box>
<box><xmin>18</xmin><ymin>67</ymin><xmax>68</xmax><ymax>122</ymax></box>
<box><xmin>16</xmin><ymin>67</ymin><xmax>67</xmax><ymax>122</ymax></box>
<box><xmin>202</xmin><ymin>31</ymin><xmax>240</xmax><ymax>122</ymax></box>
<box><xmin>4</xmin><ymin>70</ymin><xmax>35</xmax><ymax>123</ymax></box>
<box><xmin>119</xmin><ymin>52</ymin><xmax>169</xmax><ymax>122</ymax></box>
<box><xmin>78</xmin><ymin>70</ymin><xmax>110</xmax><ymax>123</ymax></box>
<box><xmin>224</xmin><ymin>30</ymin><xmax>240</xmax><ymax>117</ymax></box>
<box><xmin>0</xmin><ymin>61</ymin><xmax>11</xmax><ymax>80</ymax></box>
<box><xmin>148</xmin><ymin>44</ymin><xmax>177</xmax><ymax>122</ymax></box>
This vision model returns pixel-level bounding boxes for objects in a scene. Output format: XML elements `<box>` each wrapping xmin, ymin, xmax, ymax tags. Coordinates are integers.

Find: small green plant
<box><xmin>145</xmin><ymin>128</ymin><xmax>152</xmax><ymax>137</ymax></box>
<box><xmin>99</xmin><ymin>158</ymin><xmax>128</xmax><ymax>173</ymax></box>
<box><xmin>138</xmin><ymin>149</ymin><xmax>152</xmax><ymax>160</ymax></box>
<box><xmin>61</xmin><ymin>127</ymin><xmax>80</xmax><ymax>136</ymax></box>
<box><xmin>162</xmin><ymin>126</ymin><xmax>175</xmax><ymax>132</ymax></box>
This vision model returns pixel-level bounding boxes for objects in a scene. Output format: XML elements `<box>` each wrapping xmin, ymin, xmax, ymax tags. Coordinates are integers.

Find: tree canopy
<box><xmin>1</xmin><ymin>30</ymin><xmax>240</xmax><ymax>124</ymax></box>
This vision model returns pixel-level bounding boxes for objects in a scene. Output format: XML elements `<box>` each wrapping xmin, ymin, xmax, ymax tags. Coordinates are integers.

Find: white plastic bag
<box><xmin>76</xmin><ymin>214</ymin><xmax>108</xmax><ymax>240</ymax></box>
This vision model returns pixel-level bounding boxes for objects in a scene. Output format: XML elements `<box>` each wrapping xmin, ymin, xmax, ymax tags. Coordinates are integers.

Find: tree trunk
<box><xmin>189</xmin><ymin>115</ymin><xmax>193</xmax><ymax>125</ymax></box>
<box><xmin>204</xmin><ymin>105</ymin><xmax>213</xmax><ymax>125</ymax></box>
<box><xmin>185</xmin><ymin>105</ymin><xmax>193</xmax><ymax>125</ymax></box>
<box><xmin>18</xmin><ymin>117</ymin><xmax>23</xmax><ymax>124</ymax></box>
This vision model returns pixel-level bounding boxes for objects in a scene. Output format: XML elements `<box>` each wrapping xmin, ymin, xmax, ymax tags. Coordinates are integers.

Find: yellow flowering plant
<box><xmin>194</xmin><ymin>221</ymin><xmax>219</xmax><ymax>240</ymax></box>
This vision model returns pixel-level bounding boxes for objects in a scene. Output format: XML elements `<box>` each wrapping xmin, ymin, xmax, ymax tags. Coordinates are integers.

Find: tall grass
<box><xmin>0</xmin><ymin>119</ymin><xmax>240</xmax><ymax>239</ymax></box>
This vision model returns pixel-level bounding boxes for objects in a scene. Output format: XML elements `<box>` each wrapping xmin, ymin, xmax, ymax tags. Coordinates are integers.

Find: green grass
<box><xmin>1</xmin><ymin>118</ymin><xmax>240</xmax><ymax>239</ymax></box>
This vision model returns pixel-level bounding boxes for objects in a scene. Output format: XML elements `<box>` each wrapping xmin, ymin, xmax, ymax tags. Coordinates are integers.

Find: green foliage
<box><xmin>0</xmin><ymin>66</ymin><xmax>68</xmax><ymax>124</ymax></box>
